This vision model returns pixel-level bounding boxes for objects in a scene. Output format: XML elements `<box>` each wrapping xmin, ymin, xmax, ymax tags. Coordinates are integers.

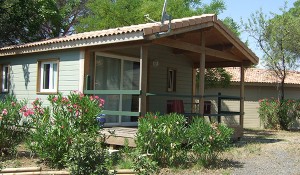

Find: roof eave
<box><xmin>214</xmin><ymin>20</ymin><xmax>259</xmax><ymax>65</ymax></box>
<box><xmin>0</xmin><ymin>31</ymin><xmax>145</xmax><ymax>56</ymax></box>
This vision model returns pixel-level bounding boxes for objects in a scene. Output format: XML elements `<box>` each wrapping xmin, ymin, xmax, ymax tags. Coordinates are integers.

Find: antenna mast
<box><xmin>161</xmin><ymin>0</ymin><xmax>171</xmax><ymax>25</ymax></box>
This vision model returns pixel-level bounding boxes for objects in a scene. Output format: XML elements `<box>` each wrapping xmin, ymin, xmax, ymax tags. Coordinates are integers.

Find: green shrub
<box><xmin>66</xmin><ymin>133</ymin><xmax>110</xmax><ymax>175</ymax></box>
<box><xmin>136</xmin><ymin>113</ymin><xmax>187</xmax><ymax>167</ymax></box>
<box><xmin>136</xmin><ymin>113</ymin><xmax>233</xmax><ymax>168</ymax></box>
<box><xmin>132</xmin><ymin>149</ymin><xmax>158</xmax><ymax>175</ymax></box>
<box><xmin>0</xmin><ymin>95</ymin><xmax>30</xmax><ymax>155</ymax></box>
<box><xmin>187</xmin><ymin>118</ymin><xmax>233</xmax><ymax>166</ymax></box>
<box><xmin>27</xmin><ymin>91</ymin><xmax>105</xmax><ymax>169</ymax></box>
<box><xmin>258</xmin><ymin>98</ymin><xmax>300</xmax><ymax>130</ymax></box>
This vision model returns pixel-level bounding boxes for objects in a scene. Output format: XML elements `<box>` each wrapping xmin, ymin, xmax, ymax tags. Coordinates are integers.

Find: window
<box><xmin>2</xmin><ymin>65</ymin><xmax>9</xmax><ymax>92</ymax></box>
<box><xmin>37</xmin><ymin>60</ymin><xmax>58</xmax><ymax>93</ymax></box>
<box><xmin>167</xmin><ymin>68</ymin><xmax>176</xmax><ymax>92</ymax></box>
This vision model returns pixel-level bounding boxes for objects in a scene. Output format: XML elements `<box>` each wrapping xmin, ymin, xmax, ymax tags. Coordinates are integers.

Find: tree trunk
<box><xmin>280</xmin><ymin>76</ymin><xmax>285</xmax><ymax>101</ymax></box>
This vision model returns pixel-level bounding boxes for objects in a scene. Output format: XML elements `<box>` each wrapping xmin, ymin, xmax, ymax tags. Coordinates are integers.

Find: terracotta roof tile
<box><xmin>0</xmin><ymin>14</ymin><xmax>216</xmax><ymax>51</ymax></box>
<box><xmin>226</xmin><ymin>67</ymin><xmax>300</xmax><ymax>85</ymax></box>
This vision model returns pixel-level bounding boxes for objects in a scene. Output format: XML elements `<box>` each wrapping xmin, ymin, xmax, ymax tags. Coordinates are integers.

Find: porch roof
<box><xmin>0</xmin><ymin>14</ymin><xmax>258</xmax><ymax>66</ymax></box>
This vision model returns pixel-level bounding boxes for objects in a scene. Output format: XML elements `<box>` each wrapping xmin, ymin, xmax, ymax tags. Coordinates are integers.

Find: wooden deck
<box><xmin>100</xmin><ymin>125</ymin><xmax>243</xmax><ymax>148</ymax></box>
<box><xmin>101</xmin><ymin>127</ymin><xmax>137</xmax><ymax>148</ymax></box>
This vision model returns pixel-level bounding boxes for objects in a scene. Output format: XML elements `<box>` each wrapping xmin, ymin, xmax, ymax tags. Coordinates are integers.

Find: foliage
<box><xmin>76</xmin><ymin>0</ymin><xmax>226</xmax><ymax>32</ymax></box>
<box><xmin>114</xmin><ymin>145</ymin><xmax>158</xmax><ymax>175</ymax></box>
<box><xmin>66</xmin><ymin>133</ymin><xmax>110</xmax><ymax>175</ymax></box>
<box><xmin>136</xmin><ymin>113</ymin><xmax>233</xmax><ymax>168</ymax></box>
<box><xmin>27</xmin><ymin>91</ymin><xmax>105</xmax><ymax>169</ymax></box>
<box><xmin>204</xmin><ymin>68</ymin><xmax>232</xmax><ymax>88</ymax></box>
<box><xmin>0</xmin><ymin>0</ymin><xmax>88</xmax><ymax>47</ymax></box>
<box><xmin>187</xmin><ymin>118</ymin><xmax>233</xmax><ymax>166</ymax></box>
<box><xmin>0</xmin><ymin>95</ymin><xmax>30</xmax><ymax>155</ymax></box>
<box><xmin>222</xmin><ymin>17</ymin><xmax>241</xmax><ymax>37</ymax></box>
<box><xmin>258</xmin><ymin>98</ymin><xmax>300</xmax><ymax>130</ymax></box>
<box><xmin>136</xmin><ymin>113</ymin><xmax>188</xmax><ymax>167</ymax></box>
<box><xmin>131</xmin><ymin>149</ymin><xmax>159</xmax><ymax>175</ymax></box>
<box><xmin>243</xmin><ymin>3</ymin><xmax>300</xmax><ymax>100</ymax></box>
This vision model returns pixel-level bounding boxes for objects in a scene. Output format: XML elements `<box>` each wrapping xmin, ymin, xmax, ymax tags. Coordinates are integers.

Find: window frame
<box><xmin>167</xmin><ymin>68</ymin><xmax>176</xmax><ymax>92</ymax></box>
<box><xmin>37</xmin><ymin>59</ymin><xmax>59</xmax><ymax>94</ymax></box>
<box><xmin>1</xmin><ymin>64</ymin><xmax>10</xmax><ymax>93</ymax></box>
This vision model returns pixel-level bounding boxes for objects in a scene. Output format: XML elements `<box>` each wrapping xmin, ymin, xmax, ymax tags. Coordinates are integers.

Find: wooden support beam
<box><xmin>152</xmin><ymin>37</ymin><xmax>242</xmax><ymax>62</ymax></box>
<box><xmin>79</xmin><ymin>48</ymin><xmax>85</xmax><ymax>92</ymax></box>
<box><xmin>83</xmin><ymin>48</ymin><xmax>90</xmax><ymax>91</ymax></box>
<box><xmin>86</xmin><ymin>40</ymin><xmax>151</xmax><ymax>53</ymax></box>
<box><xmin>204</xmin><ymin>61</ymin><xmax>252</xmax><ymax>68</ymax></box>
<box><xmin>240</xmin><ymin>64</ymin><xmax>245</xmax><ymax>130</ymax></box>
<box><xmin>192</xmin><ymin>68</ymin><xmax>197</xmax><ymax>113</ymax></box>
<box><xmin>199</xmin><ymin>32</ymin><xmax>205</xmax><ymax>116</ymax></box>
<box><xmin>139</xmin><ymin>46</ymin><xmax>149</xmax><ymax>116</ymax></box>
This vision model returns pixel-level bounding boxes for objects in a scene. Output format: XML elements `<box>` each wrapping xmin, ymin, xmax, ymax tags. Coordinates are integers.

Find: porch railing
<box><xmin>84</xmin><ymin>90</ymin><xmax>242</xmax><ymax>122</ymax></box>
<box><xmin>84</xmin><ymin>90</ymin><xmax>142</xmax><ymax>117</ymax></box>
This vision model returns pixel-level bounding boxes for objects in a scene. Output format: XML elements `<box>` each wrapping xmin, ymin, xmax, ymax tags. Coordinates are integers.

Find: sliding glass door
<box><xmin>94</xmin><ymin>53</ymin><xmax>140</xmax><ymax>126</ymax></box>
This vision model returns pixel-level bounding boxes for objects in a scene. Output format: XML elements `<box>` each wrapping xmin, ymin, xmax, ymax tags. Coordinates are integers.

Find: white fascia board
<box><xmin>0</xmin><ymin>32</ymin><xmax>145</xmax><ymax>56</ymax></box>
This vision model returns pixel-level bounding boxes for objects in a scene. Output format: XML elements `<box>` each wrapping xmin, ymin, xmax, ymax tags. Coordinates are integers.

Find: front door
<box><xmin>94</xmin><ymin>52</ymin><xmax>140</xmax><ymax>126</ymax></box>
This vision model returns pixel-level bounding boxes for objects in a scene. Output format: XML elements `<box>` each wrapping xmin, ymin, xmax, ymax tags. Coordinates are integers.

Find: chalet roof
<box><xmin>0</xmin><ymin>14</ymin><xmax>258</xmax><ymax>65</ymax></box>
<box><xmin>226</xmin><ymin>67</ymin><xmax>300</xmax><ymax>85</ymax></box>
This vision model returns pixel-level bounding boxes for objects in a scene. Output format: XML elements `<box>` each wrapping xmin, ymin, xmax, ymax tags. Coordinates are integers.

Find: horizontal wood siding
<box><xmin>148</xmin><ymin>45</ymin><xmax>193</xmax><ymax>113</ymax></box>
<box><xmin>0</xmin><ymin>49</ymin><xmax>81</xmax><ymax>103</ymax></box>
<box><xmin>206</xmin><ymin>85</ymin><xmax>300</xmax><ymax>128</ymax></box>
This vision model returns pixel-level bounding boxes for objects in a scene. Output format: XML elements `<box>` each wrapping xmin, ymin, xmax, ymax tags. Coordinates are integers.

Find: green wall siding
<box><xmin>147</xmin><ymin>45</ymin><xmax>194</xmax><ymax>114</ymax></box>
<box><xmin>1</xmin><ymin>49</ymin><xmax>81</xmax><ymax>103</ymax></box>
<box><xmin>206</xmin><ymin>85</ymin><xmax>300</xmax><ymax>128</ymax></box>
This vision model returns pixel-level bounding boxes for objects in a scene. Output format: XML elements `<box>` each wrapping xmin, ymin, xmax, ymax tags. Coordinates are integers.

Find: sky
<box><xmin>205</xmin><ymin>0</ymin><xmax>297</xmax><ymax>66</ymax></box>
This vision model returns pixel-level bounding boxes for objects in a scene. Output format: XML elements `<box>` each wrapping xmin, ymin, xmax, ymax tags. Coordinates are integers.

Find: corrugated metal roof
<box><xmin>226</xmin><ymin>67</ymin><xmax>300</xmax><ymax>85</ymax></box>
<box><xmin>0</xmin><ymin>14</ymin><xmax>216</xmax><ymax>51</ymax></box>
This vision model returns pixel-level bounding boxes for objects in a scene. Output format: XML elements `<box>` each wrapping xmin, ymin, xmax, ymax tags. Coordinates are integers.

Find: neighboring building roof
<box><xmin>226</xmin><ymin>67</ymin><xmax>300</xmax><ymax>85</ymax></box>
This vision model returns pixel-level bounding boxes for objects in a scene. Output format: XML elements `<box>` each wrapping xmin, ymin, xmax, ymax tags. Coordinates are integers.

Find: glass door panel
<box><xmin>95</xmin><ymin>53</ymin><xmax>140</xmax><ymax>126</ymax></box>
<box><xmin>95</xmin><ymin>56</ymin><xmax>121</xmax><ymax>124</ymax></box>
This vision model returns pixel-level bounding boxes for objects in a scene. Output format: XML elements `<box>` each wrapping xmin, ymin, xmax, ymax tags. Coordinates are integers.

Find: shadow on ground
<box><xmin>207</xmin><ymin>158</ymin><xmax>244</xmax><ymax>170</ymax></box>
<box><xmin>234</xmin><ymin>128</ymin><xmax>284</xmax><ymax>147</ymax></box>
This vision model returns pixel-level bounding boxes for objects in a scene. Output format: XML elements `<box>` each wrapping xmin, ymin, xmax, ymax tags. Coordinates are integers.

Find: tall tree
<box><xmin>243</xmin><ymin>4</ymin><xmax>300</xmax><ymax>100</ymax></box>
<box><xmin>0</xmin><ymin>0</ymin><xmax>88</xmax><ymax>47</ymax></box>
<box><xmin>75</xmin><ymin>0</ymin><xmax>226</xmax><ymax>32</ymax></box>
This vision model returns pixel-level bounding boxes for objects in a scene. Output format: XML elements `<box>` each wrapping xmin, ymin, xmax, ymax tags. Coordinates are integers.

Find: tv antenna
<box><xmin>160</xmin><ymin>0</ymin><xmax>172</xmax><ymax>25</ymax></box>
<box><xmin>144</xmin><ymin>0</ymin><xmax>172</xmax><ymax>36</ymax></box>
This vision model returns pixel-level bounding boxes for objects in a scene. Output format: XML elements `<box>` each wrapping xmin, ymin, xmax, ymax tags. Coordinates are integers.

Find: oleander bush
<box><xmin>136</xmin><ymin>113</ymin><xmax>188</xmax><ymax>167</ymax></box>
<box><xmin>66</xmin><ymin>133</ymin><xmax>110</xmax><ymax>175</ymax></box>
<box><xmin>0</xmin><ymin>95</ymin><xmax>30</xmax><ymax>155</ymax></box>
<box><xmin>187</xmin><ymin>118</ymin><xmax>233</xmax><ymax>166</ymax></box>
<box><xmin>136</xmin><ymin>113</ymin><xmax>233</xmax><ymax>168</ymax></box>
<box><xmin>258</xmin><ymin>98</ymin><xmax>300</xmax><ymax>130</ymax></box>
<box><xmin>27</xmin><ymin>91</ymin><xmax>106</xmax><ymax>169</ymax></box>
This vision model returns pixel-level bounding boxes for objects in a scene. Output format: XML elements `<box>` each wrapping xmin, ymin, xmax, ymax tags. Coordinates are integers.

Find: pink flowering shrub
<box><xmin>258</xmin><ymin>98</ymin><xmax>300</xmax><ymax>130</ymax></box>
<box><xmin>28</xmin><ymin>91</ymin><xmax>105</xmax><ymax>169</ymax></box>
<box><xmin>0</xmin><ymin>95</ymin><xmax>30</xmax><ymax>155</ymax></box>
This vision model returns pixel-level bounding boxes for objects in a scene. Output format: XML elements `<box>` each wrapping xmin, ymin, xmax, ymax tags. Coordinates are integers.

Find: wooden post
<box><xmin>83</xmin><ymin>48</ymin><xmax>91</xmax><ymax>91</ymax></box>
<box><xmin>240</xmin><ymin>64</ymin><xmax>245</xmax><ymax>128</ymax></box>
<box><xmin>139</xmin><ymin>45</ymin><xmax>149</xmax><ymax>116</ymax></box>
<box><xmin>192</xmin><ymin>67</ymin><xmax>197</xmax><ymax>113</ymax></box>
<box><xmin>217</xmin><ymin>92</ymin><xmax>221</xmax><ymax>123</ymax></box>
<box><xmin>199</xmin><ymin>32</ymin><xmax>205</xmax><ymax>115</ymax></box>
<box><xmin>79</xmin><ymin>49</ymin><xmax>85</xmax><ymax>92</ymax></box>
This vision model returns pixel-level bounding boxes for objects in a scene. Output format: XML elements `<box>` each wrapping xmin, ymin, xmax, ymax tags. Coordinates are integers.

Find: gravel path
<box><xmin>159</xmin><ymin>129</ymin><xmax>300</xmax><ymax>175</ymax></box>
<box><xmin>229</xmin><ymin>130</ymin><xmax>300</xmax><ymax>175</ymax></box>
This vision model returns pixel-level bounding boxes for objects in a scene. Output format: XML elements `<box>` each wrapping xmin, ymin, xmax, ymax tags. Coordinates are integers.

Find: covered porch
<box><xmin>82</xmin><ymin>14</ymin><xmax>258</xmax><ymax>140</ymax></box>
